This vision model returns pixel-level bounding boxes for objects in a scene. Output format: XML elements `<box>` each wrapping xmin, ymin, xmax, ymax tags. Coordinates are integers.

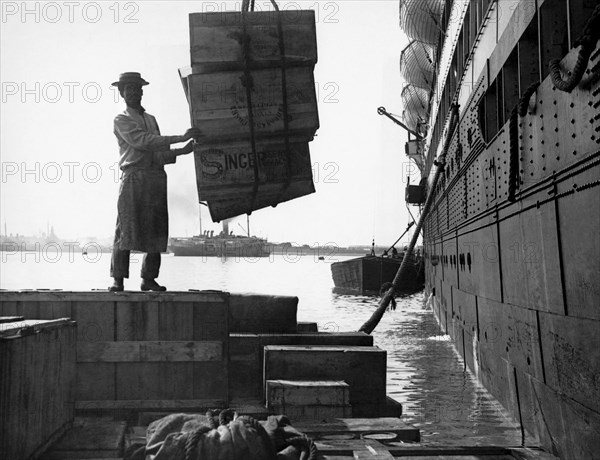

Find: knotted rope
<box><xmin>549</xmin><ymin>4</ymin><xmax>600</xmax><ymax>93</ymax></box>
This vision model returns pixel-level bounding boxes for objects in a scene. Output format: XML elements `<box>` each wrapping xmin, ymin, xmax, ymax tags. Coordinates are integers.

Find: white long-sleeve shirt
<box><xmin>114</xmin><ymin>106</ymin><xmax>185</xmax><ymax>170</ymax></box>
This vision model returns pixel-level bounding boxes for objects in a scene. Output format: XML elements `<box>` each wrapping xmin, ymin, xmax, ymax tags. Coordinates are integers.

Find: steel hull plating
<box><xmin>405</xmin><ymin>1</ymin><xmax>600</xmax><ymax>458</ymax></box>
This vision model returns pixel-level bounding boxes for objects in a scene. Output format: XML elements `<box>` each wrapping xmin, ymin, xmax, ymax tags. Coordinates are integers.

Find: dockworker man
<box><xmin>109</xmin><ymin>72</ymin><xmax>202</xmax><ymax>292</ymax></box>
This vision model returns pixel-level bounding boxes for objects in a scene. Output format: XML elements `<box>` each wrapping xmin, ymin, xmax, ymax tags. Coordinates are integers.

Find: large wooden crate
<box><xmin>0</xmin><ymin>291</ymin><xmax>230</xmax><ymax>413</ymax></box>
<box><xmin>0</xmin><ymin>318</ymin><xmax>76</xmax><ymax>459</ymax></box>
<box><xmin>189</xmin><ymin>10</ymin><xmax>317</xmax><ymax>72</ymax></box>
<box><xmin>185</xmin><ymin>66</ymin><xmax>319</xmax><ymax>142</ymax></box>
<box><xmin>194</xmin><ymin>137</ymin><xmax>313</xmax><ymax>200</ymax></box>
<box><xmin>264</xmin><ymin>345</ymin><xmax>387</xmax><ymax>417</ymax></box>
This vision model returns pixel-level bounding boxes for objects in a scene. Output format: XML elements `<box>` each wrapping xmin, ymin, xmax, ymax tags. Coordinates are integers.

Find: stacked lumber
<box><xmin>180</xmin><ymin>8</ymin><xmax>319</xmax><ymax>221</ymax></box>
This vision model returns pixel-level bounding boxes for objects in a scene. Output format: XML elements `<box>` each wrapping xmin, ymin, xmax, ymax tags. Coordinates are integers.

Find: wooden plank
<box><xmin>187</xmin><ymin>66</ymin><xmax>318</xmax><ymax>142</ymax></box>
<box><xmin>297</xmin><ymin>322</ymin><xmax>318</xmax><ymax>333</ymax></box>
<box><xmin>75</xmin><ymin>399</ymin><xmax>226</xmax><ymax>410</ymax></box>
<box><xmin>43</xmin><ymin>417</ymin><xmax>125</xmax><ymax>460</ymax></box>
<box><xmin>189</xmin><ymin>10</ymin><xmax>317</xmax><ymax>70</ymax></box>
<box><xmin>158</xmin><ymin>301</ymin><xmax>194</xmax><ymax>400</ymax></box>
<box><xmin>20</xmin><ymin>300</ymin><xmax>40</xmax><ymax>318</ymax></box>
<box><xmin>296</xmin><ymin>417</ymin><xmax>419</xmax><ymax>443</ymax></box>
<box><xmin>353</xmin><ymin>444</ymin><xmax>394</xmax><ymax>459</ymax></box>
<box><xmin>0</xmin><ymin>315</ymin><xmax>24</xmax><ymax>323</ymax></box>
<box><xmin>115</xmin><ymin>301</ymin><xmax>160</xmax><ymax>401</ymax></box>
<box><xmin>193</xmin><ymin>301</ymin><xmax>228</xmax><ymax>341</ymax></box>
<box><xmin>266</xmin><ymin>380</ymin><xmax>349</xmax><ymax>406</ymax></box>
<box><xmin>229</xmin><ymin>334</ymin><xmax>261</xmax><ymax>399</ymax></box>
<box><xmin>76</xmin><ymin>363</ymin><xmax>116</xmax><ymax>401</ymax></box>
<box><xmin>229</xmin><ymin>294</ymin><xmax>298</xmax><ymax>333</ymax></box>
<box><xmin>0</xmin><ymin>318</ymin><xmax>74</xmax><ymax>338</ymax></box>
<box><xmin>538</xmin><ymin>312</ymin><xmax>600</xmax><ymax>413</ymax></box>
<box><xmin>0</xmin><ymin>321</ymin><xmax>76</xmax><ymax>460</ymax></box>
<box><xmin>207</xmin><ymin>179</ymin><xmax>315</xmax><ymax>221</ymax></box>
<box><xmin>264</xmin><ymin>346</ymin><xmax>386</xmax><ymax>416</ymax></box>
<box><xmin>158</xmin><ymin>301</ymin><xmax>193</xmax><ymax>340</ymax></box>
<box><xmin>116</xmin><ymin>300</ymin><xmax>158</xmax><ymax>341</ymax></box>
<box><xmin>0</xmin><ymin>290</ymin><xmax>228</xmax><ymax>303</ymax></box>
<box><xmin>73</xmin><ymin>301</ymin><xmax>114</xmax><ymax>342</ymax></box>
<box><xmin>77</xmin><ymin>341</ymin><xmax>222</xmax><ymax>362</ymax></box>
<box><xmin>193</xmin><ymin>139</ymin><xmax>313</xmax><ymax>201</ymax></box>
<box><xmin>0</xmin><ymin>301</ymin><xmax>18</xmax><ymax>316</ymax></box>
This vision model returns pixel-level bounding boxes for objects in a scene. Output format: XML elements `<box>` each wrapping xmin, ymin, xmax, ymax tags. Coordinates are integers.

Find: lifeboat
<box><xmin>401</xmin><ymin>84</ymin><xmax>430</xmax><ymax>133</ymax></box>
<box><xmin>400</xmin><ymin>40</ymin><xmax>436</xmax><ymax>91</ymax></box>
<box><xmin>399</xmin><ymin>0</ymin><xmax>444</xmax><ymax>45</ymax></box>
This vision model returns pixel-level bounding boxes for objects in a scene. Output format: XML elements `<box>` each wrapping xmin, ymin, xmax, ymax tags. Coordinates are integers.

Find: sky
<box><xmin>0</xmin><ymin>0</ymin><xmax>417</xmax><ymax>247</ymax></box>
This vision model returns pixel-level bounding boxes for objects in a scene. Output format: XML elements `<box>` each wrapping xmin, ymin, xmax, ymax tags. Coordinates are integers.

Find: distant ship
<box><xmin>169</xmin><ymin>219</ymin><xmax>270</xmax><ymax>258</ymax></box>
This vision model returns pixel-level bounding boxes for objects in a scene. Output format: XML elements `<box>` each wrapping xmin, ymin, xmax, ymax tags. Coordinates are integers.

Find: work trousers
<box><xmin>110</xmin><ymin>248</ymin><xmax>161</xmax><ymax>280</ymax></box>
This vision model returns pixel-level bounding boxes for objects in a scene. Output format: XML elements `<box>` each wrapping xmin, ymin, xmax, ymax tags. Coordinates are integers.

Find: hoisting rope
<box><xmin>359</xmin><ymin>103</ymin><xmax>460</xmax><ymax>335</ymax></box>
<box><xmin>240</xmin><ymin>0</ymin><xmax>293</xmax><ymax>214</ymax></box>
<box><xmin>241</xmin><ymin>0</ymin><xmax>260</xmax><ymax>215</ymax></box>
<box><xmin>269</xmin><ymin>0</ymin><xmax>294</xmax><ymax>208</ymax></box>
<box><xmin>549</xmin><ymin>4</ymin><xmax>600</xmax><ymax>93</ymax></box>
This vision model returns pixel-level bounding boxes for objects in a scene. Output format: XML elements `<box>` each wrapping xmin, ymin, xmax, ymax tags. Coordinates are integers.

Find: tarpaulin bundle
<box><xmin>125</xmin><ymin>410</ymin><xmax>318</xmax><ymax>460</ymax></box>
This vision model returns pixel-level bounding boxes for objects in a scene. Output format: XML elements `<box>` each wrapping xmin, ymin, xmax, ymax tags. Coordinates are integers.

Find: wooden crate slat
<box><xmin>189</xmin><ymin>10</ymin><xmax>317</xmax><ymax>69</ymax></box>
<box><xmin>193</xmin><ymin>139</ymin><xmax>313</xmax><ymax>201</ymax></box>
<box><xmin>75</xmin><ymin>399</ymin><xmax>226</xmax><ymax>410</ymax></box>
<box><xmin>186</xmin><ymin>66</ymin><xmax>318</xmax><ymax>141</ymax></box>
<box><xmin>77</xmin><ymin>341</ymin><xmax>223</xmax><ymax>362</ymax></box>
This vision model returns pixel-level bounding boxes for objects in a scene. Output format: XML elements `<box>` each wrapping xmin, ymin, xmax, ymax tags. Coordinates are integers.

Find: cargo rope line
<box><xmin>269</xmin><ymin>0</ymin><xmax>294</xmax><ymax>208</ymax></box>
<box><xmin>240</xmin><ymin>0</ymin><xmax>293</xmax><ymax>214</ymax></box>
<box><xmin>240</xmin><ymin>0</ymin><xmax>260</xmax><ymax>216</ymax></box>
<box><xmin>549</xmin><ymin>4</ymin><xmax>600</xmax><ymax>93</ymax></box>
<box><xmin>359</xmin><ymin>102</ymin><xmax>460</xmax><ymax>335</ymax></box>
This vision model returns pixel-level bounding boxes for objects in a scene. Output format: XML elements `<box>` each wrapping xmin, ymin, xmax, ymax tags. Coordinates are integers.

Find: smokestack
<box><xmin>223</xmin><ymin>219</ymin><xmax>230</xmax><ymax>235</ymax></box>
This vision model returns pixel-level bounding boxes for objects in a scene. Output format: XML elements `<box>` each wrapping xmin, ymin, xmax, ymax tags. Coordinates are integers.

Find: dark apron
<box><xmin>114</xmin><ymin>168</ymin><xmax>168</xmax><ymax>253</ymax></box>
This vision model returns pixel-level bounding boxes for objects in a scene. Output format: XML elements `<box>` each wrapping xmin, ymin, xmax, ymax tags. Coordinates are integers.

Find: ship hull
<box><xmin>408</xmin><ymin>1</ymin><xmax>600</xmax><ymax>458</ymax></box>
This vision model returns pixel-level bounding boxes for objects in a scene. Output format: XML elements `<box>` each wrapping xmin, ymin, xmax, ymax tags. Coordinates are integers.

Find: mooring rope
<box><xmin>549</xmin><ymin>4</ymin><xmax>600</xmax><ymax>93</ymax></box>
<box><xmin>359</xmin><ymin>103</ymin><xmax>460</xmax><ymax>335</ymax></box>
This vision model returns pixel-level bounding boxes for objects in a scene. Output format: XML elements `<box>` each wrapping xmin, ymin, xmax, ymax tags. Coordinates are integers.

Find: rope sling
<box><xmin>240</xmin><ymin>0</ymin><xmax>293</xmax><ymax>214</ymax></box>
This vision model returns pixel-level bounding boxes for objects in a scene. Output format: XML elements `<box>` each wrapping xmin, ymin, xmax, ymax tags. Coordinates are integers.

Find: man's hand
<box><xmin>178</xmin><ymin>140</ymin><xmax>195</xmax><ymax>155</ymax></box>
<box><xmin>183</xmin><ymin>127</ymin><xmax>204</xmax><ymax>141</ymax></box>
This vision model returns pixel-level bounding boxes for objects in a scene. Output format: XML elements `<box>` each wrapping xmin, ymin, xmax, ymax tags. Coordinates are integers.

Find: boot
<box><xmin>108</xmin><ymin>277</ymin><xmax>124</xmax><ymax>292</ymax></box>
<box><xmin>141</xmin><ymin>278</ymin><xmax>166</xmax><ymax>292</ymax></box>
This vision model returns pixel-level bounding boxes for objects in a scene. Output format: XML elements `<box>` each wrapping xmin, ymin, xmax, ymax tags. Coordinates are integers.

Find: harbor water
<box><xmin>0</xmin><ymin>250</ymin><xmax>522</xmax><ymax>447</ymax></box>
